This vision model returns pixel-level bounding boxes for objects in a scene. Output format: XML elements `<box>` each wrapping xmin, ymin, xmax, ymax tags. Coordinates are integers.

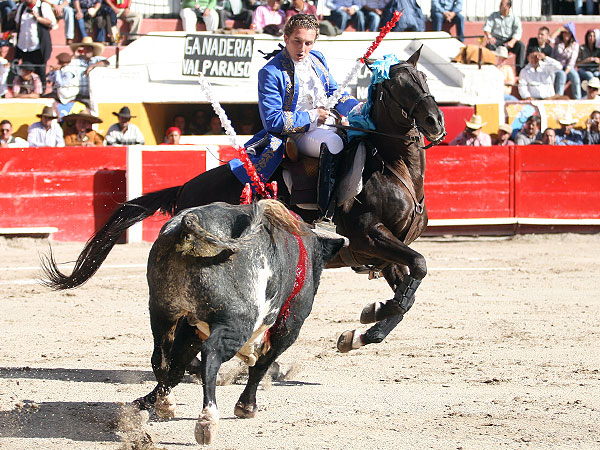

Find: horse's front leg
<box><xmin>337</xmin><ymin>225</ymin><xmax>427</xmax><ymax>352</ymax></box>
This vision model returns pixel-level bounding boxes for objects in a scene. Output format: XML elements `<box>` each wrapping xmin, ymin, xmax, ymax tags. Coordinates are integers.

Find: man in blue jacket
<box><xmin>233</xmin><ymin>14</ymin><xmax>359</xmax><ymax>219</ymax></box>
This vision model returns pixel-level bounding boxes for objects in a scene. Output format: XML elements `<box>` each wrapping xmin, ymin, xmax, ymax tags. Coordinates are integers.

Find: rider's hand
<box><xmin>316</xmin><ymin>108</ymin><xmax>329</xmax><ymax>125</ymax></box>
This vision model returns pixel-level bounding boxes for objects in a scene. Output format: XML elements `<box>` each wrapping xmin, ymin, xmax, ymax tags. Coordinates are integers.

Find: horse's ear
<box><xmin>406</xmin><ymin>45</ymin><xmax>423</xmax><ymax>67</ymax></box>
<box><xmin>363</xmin><ymin>58</ymin><xmax>375</xmax><ymax>71</ymax></box>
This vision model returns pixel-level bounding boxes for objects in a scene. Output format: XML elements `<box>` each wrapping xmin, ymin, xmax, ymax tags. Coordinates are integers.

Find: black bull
<box><xmin>133</xmin><ymin>200</ymin><xmax>346</xmax><ymax>445</ymax></box>
<box><xmin>41</xmin><ymin>46</ymin><xmax>446</xmax><ymax>352</ymax></box>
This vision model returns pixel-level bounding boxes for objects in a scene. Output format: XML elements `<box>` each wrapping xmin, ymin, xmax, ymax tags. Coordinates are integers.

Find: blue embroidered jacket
<box><xmin>230</xmin><ymin>47</ymin><xmax>359</xmax><ymax>188</ymax></box>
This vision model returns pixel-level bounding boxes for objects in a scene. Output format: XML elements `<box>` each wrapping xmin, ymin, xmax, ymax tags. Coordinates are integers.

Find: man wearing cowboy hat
<box><xmin>69</xmin><ymin>36</ymin><xmax>108</xmax><ymax>103</ymax></box>
<box><xmin>556</xmin><ymin>112</ymin><xmax>584</xmax><ymax>146</ymax></box>
<box><xmin>582</xmin><ymin>77</ymin><xmax>600</xmax><ymax>100</ymax></box>
<box><xmin>63</xmin><ymin>109</ymin><xmax>105</xmax><ymax>146</ymax></box>
<box><xmin>106</xmin><ymin>106</ymin><xmax>145</xmax><ymax>145</ymax></box>
<box><xmin>27</xmin><ymin>106</ymin><xmax>65</xmax><ymax>147</ymax></box>
<box><xmin>449</xmin><ymin>114</ymin><xmax>492</xmax><ymax>146</ymax></box>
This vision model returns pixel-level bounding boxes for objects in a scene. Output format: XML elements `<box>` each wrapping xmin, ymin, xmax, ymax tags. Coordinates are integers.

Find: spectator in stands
<box><xmin>0</xmin><ymin>39</ymin><xmax>9</xmax><ymax>98</ymax></box>
<box><xmin>0</xmin><ymin>119</ymin><xmax>29</xmax><ymax>147</ymax></box>
<box><xmin>0</xmin><ymin>1</ymin><xmax>16</xmax><ymax>32</ymax></box>
<box><xmin>493</xmin><ymin>123</ymin><xmax>514</xmax><ymax>146</ymax></box>
<box><xmin>46</xmin><ymin>52</ymin><xmax>76</xmax><ymax>102</ymax></box>
<box><xmin>188</xmin><ymin>109</ymin><xmax>208</xmax><ymax>134</ymax></box>
<box><xmin>163</xmin><ymin>126</ymin><xmax>181</xmax><ymax>145</ymax></box>
<box><xmin>583</xmin><ymin>110</ymin><xmax>600</xmax><ymax>144</ymax></box>
<box><xmin>496</xmin><ymin>46</ymin><xmax>517</xmax><ymax>101</ymax></box>
<box><xmin>172</xmin><ymin>114</ymin><xmax>190</xmax><ymax>135</ymax></box>
<box><xmin>43</xmin><ymin>0</ymin><xmax>76</xmax><ymax>44</ymax></box>
<box><xmin>217</xmin><ymin>0</ymin><xmax>253</xmax><ymax>30</ymax></box>
<box><xmin>203</xmin><ymin>115</ymin><xmax>224</xmax><ymax>135</ymax></box>
<box><xmin>526</xmin><ymin>26</ymin><xmax>552</xmax><ymax>59</ymax></box>
<box><xmin>181</xmin><ymin>0</ymin><xmax>218</xmax><ymax>32</ymax></box>
<box><xmin>285</xmin><ymin>0</ymin><xmax>316</xmax><ymax>21</ymax></box>
<box><xmin>449</xmin><ymin>114</ymin><xmax>492</xmax><ymax>146</ymax></box>
<box><xmin>239</xmin><ymin>116</ymin><xmax>255</xmax><ymax>134</ymax></box>
<box><xmin>430</xmin><ymin>0</ymin><xmax>464</xmax><ymax>42</ymax></box>
<box><xmin>382</xmin><ymin>0</ymin><xmax>425</xmax><ymax>32</ymax></box>
<box><xmin>582</xmin><ymin>76</ymin><xmax>600</xmax><ymax>100</ymax></box>
<box><xmin>12</xmin><ymin>62</ymin><xmax>43</xmax><ymax>98</ymax></box>
<box><xmin>13</xmin><ymin>0</ymin><xmax>56</xmax><ymax>90</ymax></box>
<box><xmin>104</xmin><ymin>0</ymin><xmax>142</xmax><ymax>44</ymax></box>
<box><xmin>555</xmin><ymin>112</ymin><xmax>584</xmax><ymax>146</ymax></box>
<box><xmin>514</xmin><ymin>115</ymin><xmax>542</xmax><ymax>145</ymax></box>
<box><xmin>518</xmin><ymin>51</ymin><xmax>562</xmax><ymax>100</ymax></box>
<box><xmin>252</xmin><ymin>0</ymin><xmax>284</xmax><ymax>35</ymax></box>
<box><xmin>72</xmin><ymin>0</ymin><xmax>101</xmax><ymax>42</ymax></box>
<box><xmin>551</xmin><ymin>23</ymin><xmax>581</xmax><ymax>99</ymax></box>
<box><xmin>575</xmin><ymin>0</ymin><xmax>595</xmax><ymax>15</ymax></box>
<box><xmin>483</xmin><ymin>0</ymin><xmax>525</xmax><ymax>74</ymax></box>
<box><xmin>63</xmin><ymin>109</ymin><xmax>105</xmax><ymax>146</ymax></box>
<box><xmin>576</xmin><ymin>29</ymin><xmax>600</xmax><ymax>95</ymax></box>
<box><xmin>361</xmin><ymin>0</ymin><xmax>385</xmax><ymax>32</ymax></box>
<box><xmin>69</xmin><ymin>37</ymin><xmax>109</xmax><ymax>105</ymax></box>
<box><xmin>106</xmin><ymin>106</ymin><xmax>145</xmax><ymax>145</ymax></box>
<box><xmin>27</xmin><ymin>106</ymin><xmax>65</xmax><ymax>147</ymax></box>
<box><xmin>541</xmin><ymin>127</ymin><xmax>556</xmax><ymax>145</ymax></box>
<box><xmin>325</xmin><ymin>0</ymin><xmax>364</xmax><ymax>32</ymax></box>
<box><xmin>94</xmin><ymin>0</ymin><xmax>121</xmax><ymax>44</ymax></box>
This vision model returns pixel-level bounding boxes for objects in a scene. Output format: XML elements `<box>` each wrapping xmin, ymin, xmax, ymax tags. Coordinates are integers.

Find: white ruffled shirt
<box><xmin>293</xmin><ymin>58</ymin><xmax>329</xmax><ymax>130</ymax></box>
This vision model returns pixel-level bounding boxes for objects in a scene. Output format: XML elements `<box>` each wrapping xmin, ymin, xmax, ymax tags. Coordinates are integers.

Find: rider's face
<box><xmin>284</xmin><ymin>28</ymin><xmax>317</xmax><ymax>62</ymax></box>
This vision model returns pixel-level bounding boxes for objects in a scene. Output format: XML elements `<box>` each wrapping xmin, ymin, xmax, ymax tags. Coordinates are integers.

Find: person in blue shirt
<box><xmin>555</xmin><ymin>113</ymin><xmax>584</xmax><ymax>145</ymax></box>
<box><xmin>236</xmin><ymin>14</ymin><xmax>359</xmax><ymax>219</ymax></box>
<box><xmin>325</xmin><ymin>0</ymin><xmax>365</xmax><ymax>32</ymax></box>
<box><xmin>430</xmin><ymin>0</ymin><xmax>464</xmax><ymax>42</ymax></box>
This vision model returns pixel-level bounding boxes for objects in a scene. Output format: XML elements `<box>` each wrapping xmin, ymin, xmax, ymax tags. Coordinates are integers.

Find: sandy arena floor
<box><xmin>0</xmin><ymin>233</ymin><xmax>599</xmax><ymax>449</ymax></box>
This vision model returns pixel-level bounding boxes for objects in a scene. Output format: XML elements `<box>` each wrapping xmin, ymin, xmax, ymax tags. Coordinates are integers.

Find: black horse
<box><xmin>42</xmin><ymin>47</ymin><xmax>445</xmax><ymax>352</ymax></box>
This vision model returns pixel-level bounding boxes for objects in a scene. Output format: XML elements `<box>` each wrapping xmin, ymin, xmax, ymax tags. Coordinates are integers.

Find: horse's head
<box><xmin>371</xmin><ymin>46</ymin><xmax>446</xmax><ymax>146</ymax></box>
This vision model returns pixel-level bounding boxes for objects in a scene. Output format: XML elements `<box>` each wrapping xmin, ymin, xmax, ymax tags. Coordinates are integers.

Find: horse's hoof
<box><xmin>154</xmin><ymin>394</ymin><xmax>176</xmax><ymax>420</ymax></box>
<box><xmin>195</xmin><ymin>409</ymin><xmax>218</xmax><ymax>445</ymax></box>
<box><xmin>234</xmin><ymin>401</ymin><xmax>257</xmax><ymax>419</ymax></box>
<box><xmin>360</xmin><ymin>302</ymin><xmax>379</xmax><ymax>324</ymax></box>
<box><xmin>337</xmin><ymin>330</ymin><xmax>355</xmax><ymax>353</ymax></box>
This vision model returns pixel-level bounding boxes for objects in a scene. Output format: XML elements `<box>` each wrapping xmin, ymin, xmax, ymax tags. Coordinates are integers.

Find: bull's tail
<box><xmin>40</xmin><ymin>186</ymin><xmax>181</xmax><ymax>290</ymax></box>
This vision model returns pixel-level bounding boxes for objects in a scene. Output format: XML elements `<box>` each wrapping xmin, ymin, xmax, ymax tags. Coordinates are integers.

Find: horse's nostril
<box><xmin>426</xmin><ymin>116</ymin><xmax>436</xmax><ymax>127</ymax></box>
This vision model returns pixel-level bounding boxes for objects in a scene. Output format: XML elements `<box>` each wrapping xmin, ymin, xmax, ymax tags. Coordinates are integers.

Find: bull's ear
<box><xmin>407</xmin><ymin>45</ymin><xmax>423</xmax><ymax>67</ymax></box>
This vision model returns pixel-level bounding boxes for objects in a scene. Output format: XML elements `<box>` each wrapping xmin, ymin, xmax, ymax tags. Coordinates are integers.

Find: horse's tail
<box><xmin>40</xmin><ymin>186</ymin><xmax>181</xmax><ymax>290</ymax></box>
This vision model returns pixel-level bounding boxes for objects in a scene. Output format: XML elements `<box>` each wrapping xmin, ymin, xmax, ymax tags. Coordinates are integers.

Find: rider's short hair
<box><xmin>284</xmin><ymin>14</ymin><xmax>320</xmax><ymax>40</ymax></box>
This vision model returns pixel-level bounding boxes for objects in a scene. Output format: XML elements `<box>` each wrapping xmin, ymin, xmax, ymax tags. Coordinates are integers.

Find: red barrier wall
<box><xmin>426</xmin><ymin>146</ymin><xmax>514</xmax><ymax>219</ymax></box>
<box><xmin>515</xmin><ymin>145</ymin><xmax>600</xmax><ymax>219</ymax></box>
<box><xmin>2</xmin><ymin>144</ymin><xmax>599</xmax><ymax>242</ymax></box>
<box><xmin>0</xmin><ymin>147</ymin><xmax>127</xmax><ymax>241</ymax></box>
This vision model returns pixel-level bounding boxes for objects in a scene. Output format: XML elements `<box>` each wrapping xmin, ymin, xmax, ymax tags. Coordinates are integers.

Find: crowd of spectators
<box><xmin>447</xmin><ymin>109</ymin><xmax>600</xmax><ymax>147</ymax></box>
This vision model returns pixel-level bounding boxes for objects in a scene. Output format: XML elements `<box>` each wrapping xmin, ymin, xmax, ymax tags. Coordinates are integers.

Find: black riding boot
<box><xmin>317</xmin><ymin>143</ymin><xmax>340</xmax><ymax>220</ymax></box>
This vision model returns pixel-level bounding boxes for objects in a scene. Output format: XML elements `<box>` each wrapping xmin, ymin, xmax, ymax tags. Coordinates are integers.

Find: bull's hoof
<box><xmin>337</xmin><ymin>330</ymin><xmax>355</xmax><ymax>353</ymax></box>
<box><xmin>195</xmin><ymin>409</ymin><xmax>218</xmax><ymax>445</ymax></box>
<box><xmin>234</xmin><ymin>401</ymin><xmax>257</xmax><ymax>419</ymax></box>
<box><xmin>360</xmin><ymin>302</ymin><xmax>378</xmax><ymax>324</ymax></box>
<box><xmin>154</xmin><ymin>394</ymin><xmax>176</xmax><ymax>420</ymax></box>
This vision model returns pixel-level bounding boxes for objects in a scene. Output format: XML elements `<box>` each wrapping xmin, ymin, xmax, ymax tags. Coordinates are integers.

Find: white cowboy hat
<box><xmin>69</xmin><ymin>36</ymin><xmax>105</xmax><ymax>57</ymax></box>
<box><xmin>465</xmin><ymin>114</ymin><xmax>487</xmax><ymax>130</ymax></box>
<box><xmin>582</xmin><ymin>77</ymin><xmax>600</xmax><ymax>90</ymax></box>
<box><xmin>498</xmin><ymin>123</ymin><xmax>512</xmax><ymax>134</ymax></box>
<box><xmin>558</xmin><ymin>112</ymin><xmax>578</xmax><ymax>125</ymax></box>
